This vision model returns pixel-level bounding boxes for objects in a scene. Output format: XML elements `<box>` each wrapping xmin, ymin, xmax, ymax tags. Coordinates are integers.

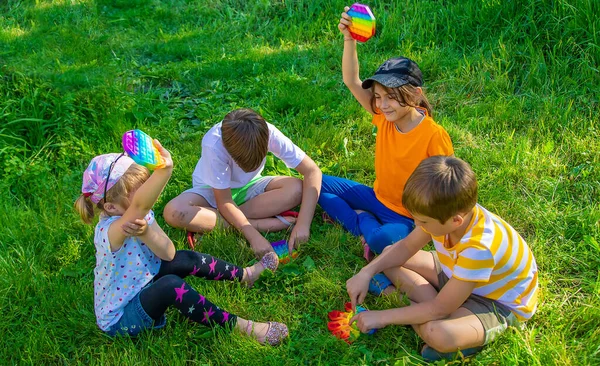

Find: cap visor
<box><xmin>362</xmin><ymin>74</ymin><xmax>409</xmax><ymax>89</ymax></box>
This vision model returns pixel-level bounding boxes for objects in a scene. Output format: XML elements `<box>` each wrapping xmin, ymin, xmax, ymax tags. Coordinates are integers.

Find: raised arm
<box><xmin>339</xmin><ymin>6</ymin><xmax>375</xmax><ymax>115</ymax></box>
<box><xmin>108</xmin><ymin>140</ymin><xmax>174</xmax><ymax>254</ymax></box>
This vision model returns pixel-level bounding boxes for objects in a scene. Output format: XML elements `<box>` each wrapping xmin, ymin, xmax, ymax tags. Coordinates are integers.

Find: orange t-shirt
<box><xmin>372</xmin><ymin>110</ymin><xmax>454</xmax><ymax>218</ymax></box>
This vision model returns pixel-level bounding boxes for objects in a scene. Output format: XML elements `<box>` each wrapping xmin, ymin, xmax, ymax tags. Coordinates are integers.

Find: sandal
<box><xmin>279</xmin><ymin>210</ymin><xmax>299</xmax><ymax>218</ymax></box>
<box><xmin>246</xmin><ymin>320</ymin><xmax>289</xmax><ymax>346</ymax></box>
<box><xmin>245</xmin><ymin>252</ymin><xmax>279</xmax><ymax>287</ymax></box>
<box><xmin>186</xmin><ymin>231</ymin><xmax>201</xmax><ymax>250</ymax></box>
<box><xmin>275</xmin><ymin>210</ymin><xmax>298</xmax><ymax>229</ymax></box>
<box><xmin>421</xmin><ymin>345</ymin><xmax>483</xmax><ymax>361</ymax></box>
<box><xmin>368</xmin><ymin>273</ymin><xmax>392</xmax><ymax>295</ymax></box>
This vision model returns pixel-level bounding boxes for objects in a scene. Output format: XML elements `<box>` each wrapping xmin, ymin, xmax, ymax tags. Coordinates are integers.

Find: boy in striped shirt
<box><xmin>346</xmin><ymin>156</ymin><xmax>538</xmax><ymax>361</ymax></box>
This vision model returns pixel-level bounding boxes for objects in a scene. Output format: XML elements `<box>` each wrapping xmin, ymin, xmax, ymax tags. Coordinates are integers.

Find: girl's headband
<box><xmin>81</xmin><ymin>153</ymin><xmax>134</xmax><ymax>204</ymax></box>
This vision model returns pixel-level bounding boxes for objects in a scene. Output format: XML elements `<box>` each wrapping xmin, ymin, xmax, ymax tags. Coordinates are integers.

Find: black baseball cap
<box><xmin>362</xmin><ymin>57</ymin><xmax>423</xmax><ymax>89</ymax></box>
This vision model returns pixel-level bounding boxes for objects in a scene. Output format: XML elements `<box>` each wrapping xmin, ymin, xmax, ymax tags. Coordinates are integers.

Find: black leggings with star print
<box><xmin>139</xmin><ymin>250</ymin><xmax>243</xmax><ymax>328</ymax></box>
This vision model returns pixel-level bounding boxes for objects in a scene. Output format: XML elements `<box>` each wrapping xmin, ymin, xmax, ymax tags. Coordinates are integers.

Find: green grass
<box><xmin>1</xmin><ymin>0</ymin><xmax>599</xmax><ymax>364</ymax></box>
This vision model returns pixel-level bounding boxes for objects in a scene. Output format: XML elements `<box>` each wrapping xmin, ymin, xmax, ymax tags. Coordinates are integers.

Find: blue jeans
<box><xmin>105</xmin><ymin>288</ymin><xmax>166</xmax><ymax>337</ymax></box>
<box><xmin>318</xmin><ymin>174</ymin><xmax>414</xmax><ymax>253</ymax></box>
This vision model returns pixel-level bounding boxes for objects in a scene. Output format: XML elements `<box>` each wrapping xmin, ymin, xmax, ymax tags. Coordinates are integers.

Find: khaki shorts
<box><xmin>431</xmin><ymin>251</ymin><xmax>521</xmax><ymax>345</ymax></box>
<box><xmin>183</xmin><ymin>176</ymin><xmax>275</xmax><ymax>208</ymax></box>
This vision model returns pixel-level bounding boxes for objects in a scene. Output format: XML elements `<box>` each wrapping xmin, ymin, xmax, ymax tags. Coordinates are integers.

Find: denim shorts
<box><xmin>105</xmin><ymin>290</ymin><xmax>166</xmax><ymax>337</ymax></box>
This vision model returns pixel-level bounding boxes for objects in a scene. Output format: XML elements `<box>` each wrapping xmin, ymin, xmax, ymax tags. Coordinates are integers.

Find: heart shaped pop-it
<box><xmin>347</xmin><ymin>3</ymin><xmax>376</xmax><ymax>43</ymax></box>
<box><xmin>122</xmin><ymin>129</ymin><xmax>166</xmax><ymax>170</ymax></box>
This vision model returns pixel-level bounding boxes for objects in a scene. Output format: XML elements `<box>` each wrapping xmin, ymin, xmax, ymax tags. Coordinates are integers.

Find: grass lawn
<box><xmin>1</xmin><ymin>0</ymin><xmax>598</xmax><ymax>364</ymax></box>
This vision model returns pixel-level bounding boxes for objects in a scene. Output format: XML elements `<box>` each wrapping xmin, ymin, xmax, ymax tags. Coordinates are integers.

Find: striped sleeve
<box><xmin>453</xmin><ymin>247</ymin><xmax>495</xmax><ymax>282</ymax></box>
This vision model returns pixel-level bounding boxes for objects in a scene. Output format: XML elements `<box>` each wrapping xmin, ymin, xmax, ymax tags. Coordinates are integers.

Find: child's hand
<box><xmin>288</xmin><ymin>223</ymin><xmax>310</xmax><ymax>255</ymax></box>
<box><xmin>350</xmin><ymin>310</ymin><xmax>384</xmax><ymax>334</ymax></box>
<box><xmin>153</xmin><ymin>139</ymin><xmax>173</xmax><ymax>169</ymax></box>
<box><xmin>346</xmin><ymin>270</ymin><xmax>371</xmax><ymax>311</ymax></box>
<box><xmin>251</xmin><ymin>235</ymin><xmax>275</xmax><ymax>257</ymax></box>
<box><xmin>121</xmin><ymin>218</ymin><xmax>148</xmax><ymax>237</ymax></box>
<box><xmin>338</xmin><ymin>6</ymin><xmax>353</xmax><ymax>39</ymax></box>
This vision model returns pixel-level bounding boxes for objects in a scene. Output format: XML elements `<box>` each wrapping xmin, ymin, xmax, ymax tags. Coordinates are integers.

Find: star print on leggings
<box><xmin>208</xmin><ymin>258</ymin><xmax>217</xmax><ymax>274</ymax></box>
<box><xmin>203</xmin><ymin>307</ymin><xmax>215</xmax><ymax>323</ymax></box>
<box><xmin>174</xmin><ymin>283</ymin><xmax>189</xmax><ymax>303</ymax></box>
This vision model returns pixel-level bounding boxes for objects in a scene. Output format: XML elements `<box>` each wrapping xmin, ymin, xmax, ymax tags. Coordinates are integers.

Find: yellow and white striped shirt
<box><xmin>431</xmin><ymin>204</ymin><xmax>538</xmax><ymax>321</ymax></box>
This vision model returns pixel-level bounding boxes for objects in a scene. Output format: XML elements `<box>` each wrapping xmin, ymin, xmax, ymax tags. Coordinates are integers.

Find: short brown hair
<box><xmin>402</xmin><ymin>156</ymin><xmax>477</xmax><ymax>223</ymax></box>
<box><xmin>221</xmin><ymin>108</ymin><xmax>269</xmax><ymax>172</ymax></box>
<box><xmin>370</xmin><ymin>83</ymin><xmax>433</xmax><ymax>117</ymax></box>
<box><xmin>74</xmin><ymin>164</ymin><xmax>150</xmax><ymax>224</ymax></box>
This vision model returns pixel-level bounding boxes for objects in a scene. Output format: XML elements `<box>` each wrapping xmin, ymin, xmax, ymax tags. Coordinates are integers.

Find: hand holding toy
<box><xmin>271</xmin><ymin>240</ymin><xmax>298</xmax><ymax>264</ymax></box>
<box><xmin>122</xmin><ymin>129</ymin><xmax>166</xmax><ymax>170</ymax></box>
<box><xmin>327</xmin><ymin>302</ymin><xmax>376</xmax><ymax>343</ymax></box>
<box><xmin>347</xmin><ymin>3</ymin><xmax>376</xmax><ymax>42</ymax></box>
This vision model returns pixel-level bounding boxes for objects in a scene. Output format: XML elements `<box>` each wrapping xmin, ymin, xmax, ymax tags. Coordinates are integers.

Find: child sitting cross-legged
<box><xmin>346</xmin><ymin>156</ymin><xmax>538</xmax><ymax>361</ymax></box>
<box><xmin>164</xmin><ymin>108</ymin><xmax>322</xmax><ymax>257</ymax></box>
<box><xmin>74</xmin><ymin>142</ymin><xmax>287</xmax><ymax>345</ymax></box>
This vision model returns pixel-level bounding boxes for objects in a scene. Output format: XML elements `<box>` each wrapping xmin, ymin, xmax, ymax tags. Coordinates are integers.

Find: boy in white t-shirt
<box><xmin>165</xmin><ymin>108</ymin><xmax>322</xmax><ymax>257</ymax></box>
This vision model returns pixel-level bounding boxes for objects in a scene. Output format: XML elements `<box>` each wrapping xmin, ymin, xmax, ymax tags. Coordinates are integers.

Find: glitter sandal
<box><xmin>244</xmin><ymin>251</ymin><xmax>279</xmax><ymax>287</ymax></box>
<box><xmin>246</xmin><ymin>320</ymin><xmax>289</xmax><ymax>346</ymax></box>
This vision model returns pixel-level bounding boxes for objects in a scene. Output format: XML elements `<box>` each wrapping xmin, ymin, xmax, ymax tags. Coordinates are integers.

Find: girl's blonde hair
<box><xmin>74</xmin><ymin>164</ymin><xmax>150</xmax><ymax>224</ymax></box>
<box><xmin>370</xmin><ymin>83</ymin><xmax>433</xmax><ymax>117</ymax></box>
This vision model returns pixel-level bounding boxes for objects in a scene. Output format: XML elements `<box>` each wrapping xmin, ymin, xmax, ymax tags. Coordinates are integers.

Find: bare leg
<box><xmin>415</xmin><ymin>308</ymin><xmax>486</xmax><ymax>353</ymax></box>
<box><xmin>163</xmin><ymin>193</ymin><xmax>223</xmax><ymax>232</ymax></box>
<box><xmin>384</xmin><ymin>251</ymin><xmax>485</xmax><ymax>352</ymax></box>
<box><xmin>238</xmin><ymin>177</ymin><xmax>302</xmax><ymax>219</ymax></box>
<box><xmin>164</xmin><ymin>192</ymin><xmax>297</xmax><ymax>234</ymax></box>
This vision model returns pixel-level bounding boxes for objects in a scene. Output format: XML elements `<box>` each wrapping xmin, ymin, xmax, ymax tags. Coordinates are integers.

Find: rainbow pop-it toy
<box><xmin>271</xmin><ymin>240</ymin><xmax>298</xmax><ymax>264</ymax></box>
<box><xmin>327</xmin><ymin>302</ymin><xmax>376</xmax><ymax>343</ymax></box>
<box><xmin>122</xmin><ymin>129</ymin><xmax>166</xmax><ymax>170</ymax></box>
<box><xmin>347</xmin><ymin>3</ymin><xmax>376</xmax><ymax>42</ymax></box>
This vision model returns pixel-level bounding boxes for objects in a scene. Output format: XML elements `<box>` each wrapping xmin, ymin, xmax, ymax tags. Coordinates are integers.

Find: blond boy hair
<box><xmin>220</xmin><ymin>108</ymin><xmax>269</xmax><ymax>173</ymax></box>
<box><xmin>402</xmin><ymin>155</ymin><xmax>478</xmax><ymax>223</ymax></box>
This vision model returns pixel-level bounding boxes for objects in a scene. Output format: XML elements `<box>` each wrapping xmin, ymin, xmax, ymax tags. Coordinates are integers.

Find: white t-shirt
<box><xmin>192</xmin><ymin>122</ymin><xmax>306</xmax><ymax>189</ymax></box>
<box><xmin>93</xmin><ymin>211</ymin><xmax>162</xmax><ymax>331</ymax></box>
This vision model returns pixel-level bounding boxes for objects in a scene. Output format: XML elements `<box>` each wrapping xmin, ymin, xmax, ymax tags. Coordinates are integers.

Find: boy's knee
<box><xmin>286</xmin><ymin>178</ymin><xmax>303</xmax><ymax>204</ymax></box>
<box><xmin>163</xmin><ymin>201</ymin><xmax>184</xmax><ymax>227</ymax></box>
<box><xmin>420</xmin><ymin>321</ymin><xmax>458</xmax><ymax>353</ymax></box>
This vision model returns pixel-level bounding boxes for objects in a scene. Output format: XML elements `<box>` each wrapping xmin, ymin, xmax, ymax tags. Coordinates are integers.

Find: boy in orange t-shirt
<box><xmin>319</xmin><ymin>6</ymin><xmax>453</xmax><ymax>293</ymax></box>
